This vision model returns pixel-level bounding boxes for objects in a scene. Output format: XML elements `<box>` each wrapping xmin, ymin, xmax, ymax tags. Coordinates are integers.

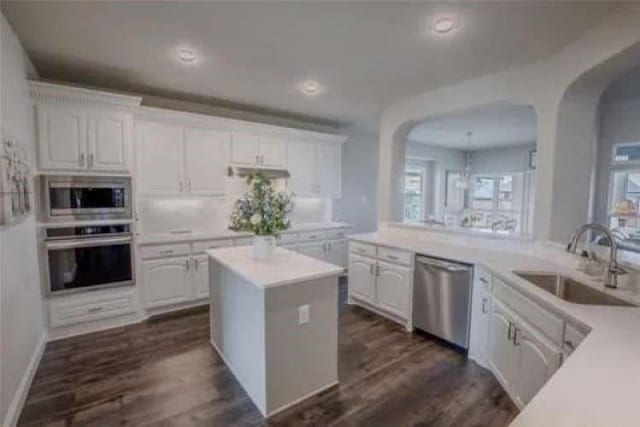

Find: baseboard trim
<box><xmin>3</xmin><ymin>331</ymin><xmax>48</xmax><ymax>427</ymax></box>
<box><xmin>266</xmin><ymin>380</ymin><xmax>339</xmax><ymax>418</ymax></box>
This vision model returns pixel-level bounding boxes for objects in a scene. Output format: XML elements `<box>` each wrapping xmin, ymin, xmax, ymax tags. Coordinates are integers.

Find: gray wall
<box><xmin>333</xmin><ymin>128</ymin><xmax>379</xmax><ymax>233</ymax></box>
<box><xmin>0</xmin><ymin>12</ymin><xmax>45</xmax><ymax>425</ymax></box>
<box><xmin>470</xmin><ymin>144</ymin><xmax>536</xmax><ymax>174</ymax></box>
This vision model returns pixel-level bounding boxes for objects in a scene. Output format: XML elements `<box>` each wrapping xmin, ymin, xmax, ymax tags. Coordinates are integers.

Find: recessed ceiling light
<box><xmin>432</xmin><ymin>16</ymin><xmax>456</xmax><ymax>34</ymax></box>
<box><xmin>176</xmin><ymin>48</ymin><xmax>198</xmax><ymax>63</ymax></box>
<box><xmin>298</xmin><ymin>79</ymin><xmax>324</xmax><ymax>96</ymax></box>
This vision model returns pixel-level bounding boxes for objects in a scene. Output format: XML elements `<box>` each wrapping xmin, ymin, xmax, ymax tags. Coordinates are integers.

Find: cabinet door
<box><xmin>136</xmin><ymin>122</ymin><xmax>184</xmax><ymax>195</ymax></box>
<box><xmin>37</xmin><ymin>105</ymin><xmax>86</xmax><ymax>170</ymax></box>
<box><xmin>260</xmin><ymin>136</ymin><xmax>287</xmax><ymax>168</ymax></box>
<box><xmin>469</xmin><ymin>281</ymin><xmax>491</xmax><ymax>362</ymax></box>
<box><xmin>184</xmin><ymin>129</ymin><xmax>228</xmax><ymax>195</ymax></box>
<box><xmin>87</xmin><ymin>111</ymin><xmax>130</xmax><ymax>172</ymax></box>
<box><xmin>326</xmin><ymin>239</ymin><xmax>347</xmax><ymax>269</ymax></box>
<box><xmin>316</xmin><ymin>143</ymin><xmax>341</xmax><ymax>198</ymax></box>
<box><xmin>193</xmin><ymin>255</ymin><xmax>210</xmax><ymax>299</ymax></box>
<box><xmin>514</xmin><ymin>324</ymin><xmax>561</xmax><ymax>406</ymax></box>
<box><xmin>231</xmin><ymin>132</ymin><xmax>260</xmax><ymax>165</ymax></box>
<box><xmin>376</xmin><ymin>260</ymin><xmax>411</xmax><ymax>319</ymax></box>
<box><xmin>143</xmin><ymin>257</ymin><xmax>190</xmax><ymax>308</ymax></box>
<box><xmin>489</xmin><ymin>299</ymin><xmax>518</xmax><ymax>393</ymax></box>
<box><xmin>287</xmin><ymin>140</ymin><xmax>317</xmax><ymax>196</ymax></box>
<box><xmin>297</xmin><ymin>241</ymin><xmax>327</xmax><ymax>261</ymax></box>
<box><xmin>348</xmin><ymin>253</ymin><xmax>376</xmax><ymax>304</ymax></box>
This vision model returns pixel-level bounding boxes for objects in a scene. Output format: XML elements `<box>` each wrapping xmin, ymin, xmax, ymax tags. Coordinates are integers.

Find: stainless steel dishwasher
<box><xmin>413</xmin><ymin>256</ymin><xmax>473</xmax><ymax>348</ymax></box>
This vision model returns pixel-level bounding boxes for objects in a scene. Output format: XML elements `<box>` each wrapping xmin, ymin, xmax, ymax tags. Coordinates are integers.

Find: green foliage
<box><xmin>228</xmin><ymin>173</ymin><xmax>295</xmax><ymax>236</ymax></box>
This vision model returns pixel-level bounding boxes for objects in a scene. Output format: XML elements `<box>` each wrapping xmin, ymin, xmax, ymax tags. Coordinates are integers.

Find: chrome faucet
<box><xmin>566</xmin><ymin>223</ymin><xmax>626</xmax><ymax>288</ymax></box>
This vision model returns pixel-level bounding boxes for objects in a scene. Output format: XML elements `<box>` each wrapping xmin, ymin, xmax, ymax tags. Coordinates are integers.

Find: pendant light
<box><xmin>456</xmin><ymin>131</ymin><xmax>472</xmax><ymax>189</ymax></box>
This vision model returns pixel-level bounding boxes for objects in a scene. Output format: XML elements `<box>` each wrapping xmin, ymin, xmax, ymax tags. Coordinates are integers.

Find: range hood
<box><xmin>227</xmin><ymin>166</ymin><xmax>290</xmax><ymax>179</ymax></box>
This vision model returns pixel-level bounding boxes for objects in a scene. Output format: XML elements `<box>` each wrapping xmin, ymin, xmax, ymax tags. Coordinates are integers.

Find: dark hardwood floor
<box><xmin>19</xmin><ymin>282</ymin><xmax>518</xmax><ymax>426</ymax></box>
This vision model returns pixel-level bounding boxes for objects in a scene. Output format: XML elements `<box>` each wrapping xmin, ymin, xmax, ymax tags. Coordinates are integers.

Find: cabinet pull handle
<box><xmin>194</xmin><ymin>260</ymin><xmax>198</xmax><ymax>271</ymax></box>
<box><xmin>186</xmin><ymin>260</ymin><xmax>190</xmax><ymax>271</ymax></box>
<box><xmin>79</xmin><ymin>153</ymin><xmax>85</xmax><ymax>167</ymax></box>
<box><xmin>187</xmin><ymin>181</ymin><xmax>192</xmax><ymax>192</ymax></box>
<box><xmin>481</xmin><ymin>297</ymin><xmax>488</xmax><ymax>314</ymax></box>
<box><xmin>563</xmin><ymin>340</ymin><xmax>576</xmax><ymax>351</ymax></box>
<box><xmin>87</xmin><ymin>307</ymin><xmax>103</xmax><ymax>313</ymax></box>
<box><xmin>328</xmin><ymin>243</ymin><xmax>332</xmax><ymax>251</ymax></box>
<box><xmin>88</xmin><ymin>153</ymin><xmax>94</xmax><ymax>168</ymax></box>
<box><xmin>179</xmin><ymin>181</ymin><xmax>184</xmax><ymax>192</ymax></box>
<box><xmin>159</xmin><ymin>249</ymin><xmax>174</xmax><ymax>254</ymax></box>
<box><xmin>375</xmin><ymin>264</ymin><xmax>380</xmax><ymax>277</ymax></box>
<box><xmin>479</xmin><ymin>277</ymin><xmax>488</xmax><ymax>284</ymax></box>
<box><xmin>256</xmin><ymin>154</ymin><xmax>260</xmax><ymax>164</ymax></box>
<box><xmin>513</xmin><ymin>327</ymin><xmax>520</xmax><ymax>346</ymax></box>
<box><xmin>387</xmin><ymin>255</ymin><xmax>399</xmax><ymax>261</ymax></box>
<box><xmin>369</xmin><ymin>263</ymin><xmax>375</xmax><ymax>275</ymax></box>
<box><xmin>507</xmin><ymin>322</ymin><xmax>514</xmax><ymax>341</ymax></box>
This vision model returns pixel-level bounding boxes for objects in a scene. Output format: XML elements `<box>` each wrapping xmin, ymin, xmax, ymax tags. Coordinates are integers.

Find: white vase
<box><xmin>253</xmin><ymin>235</ymin><xmax>275</xmax><ymax>260</ymax></box>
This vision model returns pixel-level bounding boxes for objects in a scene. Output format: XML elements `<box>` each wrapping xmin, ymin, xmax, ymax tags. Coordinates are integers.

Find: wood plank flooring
<box><xmin>19</xmin><ymin>282</ymin><xmax>518</xmax><ymax>426</ymax></box>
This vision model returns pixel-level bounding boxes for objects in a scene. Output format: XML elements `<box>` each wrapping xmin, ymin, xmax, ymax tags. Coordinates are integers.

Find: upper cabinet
<box><xmin>231</xmin><ymin>132</ymin><xmax>287</xmax><ymax>168</ymax></box>
<box><xmin>287</xmin><ymin>139</ymin><xmax>342</xmax><ymax>198</ymax></box>
<box><xmin>30</xmin><ymin>81</ymin><xmax>142</xmax><ymax>174</ymax></box>
<box><xmin>135</xmin><ymin>121</ymin><xmax>229</xmax><ymax>196</ymax></box>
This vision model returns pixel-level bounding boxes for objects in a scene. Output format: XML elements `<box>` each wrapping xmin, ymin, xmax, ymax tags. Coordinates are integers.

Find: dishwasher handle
<box><xmin>415</xmin><ymin>256</ymin><xmax>470</xmax><ymax>273</ymax></box>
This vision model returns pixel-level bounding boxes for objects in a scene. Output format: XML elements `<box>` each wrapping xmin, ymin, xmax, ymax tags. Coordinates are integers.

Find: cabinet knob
<box><xmin>481</xmin><ymin>297</ymin><xmax>488</xmax><ymax>314</ymax></box>
<box><xmin>78</xmin><ymin>153</ymin><xmax>85</xmax><ymax>167</ymax></box>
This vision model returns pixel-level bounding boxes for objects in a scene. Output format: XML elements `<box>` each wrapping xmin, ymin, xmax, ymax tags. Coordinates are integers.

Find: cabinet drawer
<box><xmin>140</xmin><ymin>243</ymin><xmax>190</xmax><ymax>259</ymax></box>
<box><xmin>494</xmin><ymin>278</ymin><xmax>564</xmax><ymax>344</ymax></box>
<box><xmin>349</xmin><ymin>241</ymin><xmax>376</xmax><ymax>258</ymax></box>
<box><xmin>278</xmin><ymin>233</ymin><xmax>299</xmax><ymax>244</ymax></box>
<box><xmin>49</xmin><ymin>291</ymin><xmax>135</xmax><ymax>327</ymax></box>
<box><xmin>234</xmin><ymin>237</ymin><xmax>253</xmax><ymax>246</ymax></box>
<box><xmin>377</xmin><ymin>247</ymin><xmax>412</xmax><ymax>266</ymax></box>
<box><xmin>192</xmin><ymin>239</ymin><xmax>234</xmax><ymax>253</ymax></box>
<box><xmin>299</xmin><ymin>230</ymin><xmax>328</xmax><ymax>241</ymax></box>
<box><xmin>475</xmin><ymin>268</ymin><xmax>492</xmax><ymax>291</ymax></box>
<box><xmin>327</xmin><ymin>228</ymin><xmax>348</xmax><ymax>239</ymax></box>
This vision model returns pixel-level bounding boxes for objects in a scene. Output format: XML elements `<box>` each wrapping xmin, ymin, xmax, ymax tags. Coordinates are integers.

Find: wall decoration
<box><xmin>0</xmin><ymin>129</ymin><xmax>33</xmax><ymax>226</ymax></box>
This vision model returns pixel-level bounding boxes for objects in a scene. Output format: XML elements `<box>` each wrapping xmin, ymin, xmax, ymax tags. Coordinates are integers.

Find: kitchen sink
<box><xmin>513</xmin><ymin>272</ymin><xmax>636</xmax><ymax>307</ymax></box>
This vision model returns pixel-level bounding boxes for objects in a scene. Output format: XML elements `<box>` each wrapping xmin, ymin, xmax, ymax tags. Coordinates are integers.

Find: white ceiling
<box><xmin>408</xmin><ymin>103</ymin><xmax>536</xmax><ymax>150</ymax></box>
<box><xmin>1</xmin><ymin>1</ymin><xmax>620</xmax><ymax>129</ymax></box>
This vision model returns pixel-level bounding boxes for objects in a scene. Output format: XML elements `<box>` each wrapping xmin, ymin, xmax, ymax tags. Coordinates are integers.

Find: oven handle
<box><xmin>45</xmin><ymin>236</ymin><xmax>132</xmax><ymax>250</ymax></box>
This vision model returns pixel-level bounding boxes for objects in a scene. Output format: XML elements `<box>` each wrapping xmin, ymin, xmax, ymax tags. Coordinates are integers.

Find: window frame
<box><xmin>403</xmin><ymin>166</ymin><xmax>426</xmax><ymax>222</ymax></box>
<box><xmin>611</xmin><ymin>142</ymin><xmax>640</xmax><ymax>166</ymax></box>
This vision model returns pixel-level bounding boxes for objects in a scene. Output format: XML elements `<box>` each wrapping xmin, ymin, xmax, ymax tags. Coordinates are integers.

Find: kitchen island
<box><xmin>207</xmin><ymin>245</ymin><xmax>343</xmax><ymax>417</ymax></box>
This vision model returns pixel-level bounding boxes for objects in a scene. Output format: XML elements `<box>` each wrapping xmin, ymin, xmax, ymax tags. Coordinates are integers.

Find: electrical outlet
<box><xmin>298</xmin><ymin>304</ymin><xmax>310</xmax><ymax>325</ymax></box>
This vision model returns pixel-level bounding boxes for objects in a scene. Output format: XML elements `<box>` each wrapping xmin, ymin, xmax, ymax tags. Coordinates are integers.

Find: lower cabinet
<box><xmin>348</xmin><ymin>253</ymin><xmax>376</xmax><ymax>304</ymax></box>
<box><xmin>142</xmin><ymin>257</ymin><xmax>191</xmax><ymax>308</ymax></box>
<box><xmin>489</xmin><ymin>297</ymin><xmax>561</xmax><ymax>408</ymax></box>
<box><xmin>376</xmin><ymin>260</ymin><xmax>411</xmax><ymax>319</ymax></box>
<box><xmin>469</xmin><ymin>270</ymin><xmax>492</xmax><ymax>364</ymax></box>
<box><xmin>193</xmin><ymin>254</ymin><xmax>210</xmax><ymax>298</ymax></box>
<box><xmin>297</xmin><ymin>241</ymin><xmax>326</xmax><ymax>260</ymax></box>
<box><xmin>295</xmin><ymin>239</ymin><xmax>348</xmax><ymax>269</ymax></box>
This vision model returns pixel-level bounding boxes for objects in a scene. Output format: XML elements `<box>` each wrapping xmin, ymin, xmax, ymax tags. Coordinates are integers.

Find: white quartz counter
<box><xmin>349</xmin><ymin>227</ymin><xmax>640</xmax><ymax>427</ymax></box>
<box><xmin>207</xmin><ymin>246</ymin><xmax>343</xmax><ymax>289</ymax></box>
<box><xmin>137</xmin><ymin>222</ymin><xmax>351</xmax><ymax>245</ymax></box>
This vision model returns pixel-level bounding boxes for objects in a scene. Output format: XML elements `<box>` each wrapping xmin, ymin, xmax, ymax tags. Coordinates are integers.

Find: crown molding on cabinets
<box><xmin>29</xmin><ymin>80</ymin><xmax>143</xmax><ymax>108</ymax></box>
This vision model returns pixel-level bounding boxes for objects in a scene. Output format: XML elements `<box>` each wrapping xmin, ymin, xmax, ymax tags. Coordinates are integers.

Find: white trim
<box><xmin>29</xmin><ymin>80</ymin><xmax>142</xmax><ymax>107</ymax></box>
<box><xmin>3</xmin><ymin>331</ymin><xmax>48</xmax><ymax>427</ymax></box>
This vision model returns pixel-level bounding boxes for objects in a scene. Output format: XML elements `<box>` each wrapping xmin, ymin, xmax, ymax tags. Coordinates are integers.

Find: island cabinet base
<box><xmin>209</xmin><ymin>259</ymin><xmax>339</xmax><ymax>417</ymax></box>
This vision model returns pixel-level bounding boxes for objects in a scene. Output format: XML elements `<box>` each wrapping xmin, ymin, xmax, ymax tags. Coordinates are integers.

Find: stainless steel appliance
<box><xmin>413</xmin><ymin>255</ymin><xmax>473</xmax><ymax>348</ymax></box>
<box><xmin>40</xmin><ymin>175</ymin><xmax>131</xmax><ymax>222</ymax></box>
<box><xmin>43</xmin><ymin>224</ymin><xmax>134</xmax><ymax>295</ymax></box>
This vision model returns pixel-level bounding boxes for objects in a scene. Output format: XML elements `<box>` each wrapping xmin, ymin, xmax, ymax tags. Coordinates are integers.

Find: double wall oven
<box><xmin>40</xmin><ymin>175</ymin><xmax>134</xmax><ymax>296</ymax></box>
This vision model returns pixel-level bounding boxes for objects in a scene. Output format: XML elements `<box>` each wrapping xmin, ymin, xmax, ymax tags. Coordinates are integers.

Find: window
<box><xmin>445</xmin><ymin>171</ymin><xmax>464</xmax><ymax>213</ymax></box>
<box><xmin>613</xmin><ymin>142</ymin><xmax>640</xmax><ymax>164</ymax></box>
<box><xmin>469</xmin><ymin>174</ymin><xmax>524</xmax><ymax>233</ymax></box>
<box><xmin>609</xmin><ymin>170</ymin><xmax>640</xmax><ymax>229</ymax></box>
<box><xmin>404</xmin><ymin>168</ymin><xmax>425</xmax><ymax>222</ymax></box>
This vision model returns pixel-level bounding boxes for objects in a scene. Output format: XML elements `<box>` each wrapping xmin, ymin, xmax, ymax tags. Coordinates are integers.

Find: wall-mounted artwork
<box><xmin>0</xmin><ymin>129</ymin><xmax>33</xmax><ymax>226</ymax></box>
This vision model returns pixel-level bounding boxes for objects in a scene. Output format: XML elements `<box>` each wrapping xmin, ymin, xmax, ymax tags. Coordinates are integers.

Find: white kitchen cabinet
<box><xmin>469</xmin><ymin>271</ymin><xmax>492</xmax><ymax>365</ymax></box>
<box><xmin>193</xmin><ymin>254</ymin><xmax>210</xmax><ymax>299</ymax></box>
<box><xmin>376</xmin><ymin>260</ymin><xmax>411</xmax><ymax>319</ymax></box>
<box><xmin>489</xmin><ymin>299</ymin><xmax>519</xmax><ymax>393</ymax></box>
<box><xmin>297</xmin><ymin>241</ymin><xmax>326</xmax><ymax>261</ymax></box>
<box><xmin>136</xmin><ymin>121</ymin><xmax>184</xmax><ymax>195</ymax></box>
<box><xmin>37</xmin><ymin>104</ymin><xmax>86</xmax><ymax>170</ymax></box>
<box><xmin>326</xmin><ymin>240</ymin><xmax>347</xmax><ymax>269</ymax></box>
<box><xmin>231</xmin><ymin>132</ymin><xmax>287</xmax><ymax>168</ymax></box>
<box><xmin>287</xmin><ymin>140</ymin><xmax>342</xmax><ymax>197</ymax></box>
<box><xmin>87</xmin><ymin>111</ymin><xmax>130</xmax><ymax>172</ymax></box>
<box><xmin>348</xmin><ymin>253</ymin><xmax>376</xmax><ymax>305</ymax></box>
<box><xmin>184</xmin><ymin>129</ymin><xmax>228</xmax><ymax>195</ymax></box>
<box><xmin>143</xmin><ymin>257</ymin><xmax>191</xmax><ymax>308</ymax></box>
<box><xmin>37</xmin><ymin>104</ymin><xmax>132</xmax><ymax>172</ymax></box>
<box><xmin>316</xmin><ymin>143</ymin><xmax>342</xmax><ymax>198</ymax></box>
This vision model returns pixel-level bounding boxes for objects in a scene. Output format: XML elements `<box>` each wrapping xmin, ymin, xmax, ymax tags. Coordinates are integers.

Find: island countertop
<box><xmin>207</xmin><ymin>246</ymin><xmax>344</xmax><ymax>289</ymax></box>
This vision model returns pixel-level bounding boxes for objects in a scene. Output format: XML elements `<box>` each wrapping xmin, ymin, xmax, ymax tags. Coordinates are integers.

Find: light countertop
<box><xmin>207</xmin><ymin>246</ymin><xmax>344</xmax><ymax>289</ymax></box>
<box><xmin>349</xmin><ymin>226</ymin><xmax>640</xmax><ymax>427</ymax></box>
<box><xmin>136</xmin><ymin>222</ymin><xmax>351</xmax><ymax>245</ymax></box>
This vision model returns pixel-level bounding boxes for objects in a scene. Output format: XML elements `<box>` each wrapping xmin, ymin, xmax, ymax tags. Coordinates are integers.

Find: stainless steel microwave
<box><xmin>40</xmin><ymin>175</ymin><xmax>132</xmax><ymax>222</ymax></box>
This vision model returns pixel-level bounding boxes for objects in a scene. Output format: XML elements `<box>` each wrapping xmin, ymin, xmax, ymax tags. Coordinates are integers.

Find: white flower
<box><xmin>250</xmin><ymin>214</ymin><xmax>262</xmax><ymax>226</ymax></box>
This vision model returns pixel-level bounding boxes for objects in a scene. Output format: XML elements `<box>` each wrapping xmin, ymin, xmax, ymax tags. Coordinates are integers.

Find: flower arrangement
<box><xmin>229</xmin><ymin>173</ymin><xmax>294</xmax><ymax>237</ymax></box>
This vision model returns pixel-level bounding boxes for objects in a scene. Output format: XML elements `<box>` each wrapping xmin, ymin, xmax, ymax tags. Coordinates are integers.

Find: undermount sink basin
<box><xmin>513</xmin><ymin>272</ymin><xmax>635</xmax><ymax>307</ymax></box>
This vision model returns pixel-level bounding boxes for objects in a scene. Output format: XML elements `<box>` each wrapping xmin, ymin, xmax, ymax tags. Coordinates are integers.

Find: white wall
<box><xmin>470</xmin><ymin>144</ymin><xmax>536</xmax><ymax>175</ymax></box>
<box><xmin>332</xmin><ymin>128</ymin><xmax>378</xmax><ymax>233</ymax></box>
<box><xmin>0</xmin><ymin>12</ymin><xmax>45</xmax><ymax>426</ymax></box>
